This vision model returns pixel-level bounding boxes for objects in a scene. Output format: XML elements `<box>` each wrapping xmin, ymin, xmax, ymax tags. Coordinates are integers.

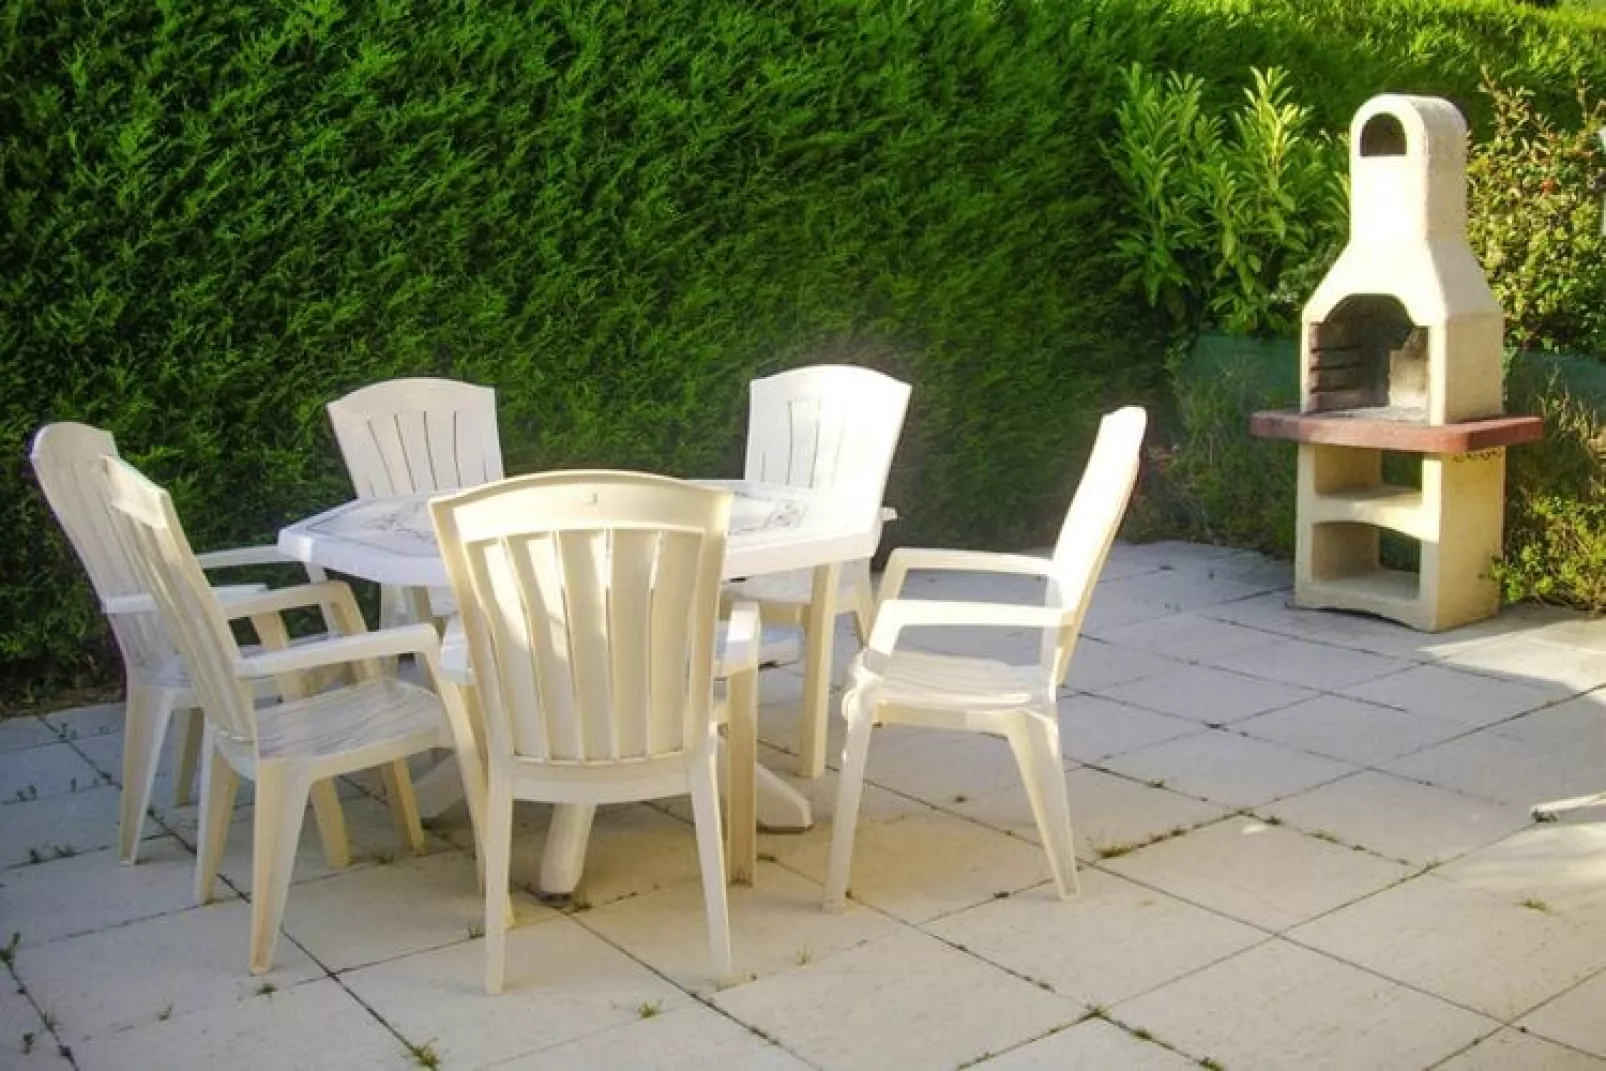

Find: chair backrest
<box><xmin>30</xmin><ymin>423</ymin><xmax>172</xmax><ymax>677</ymax></box>
<box><xmin>327</xmin><ymin>378</ymin><xmax>504</xmax><ymax>498</ymax></box>
<box><xmin>102</xmin><ymin>456</ymin><xmax>258</xmax><ymax>746</ymax></box>
<box><xmin>743</xmin><ymin>365</ymin><xmax>911</xmax><ymax>524</ymax></box>
<box><xmin>1045</xmin><ymin>406</ymin><xmax>1148</xmax><ymax>684</ymax></box>
<box><xmin>431</xmin><ymin>471</ymin><xmax>730</xmax><ymax>767</ymax></box>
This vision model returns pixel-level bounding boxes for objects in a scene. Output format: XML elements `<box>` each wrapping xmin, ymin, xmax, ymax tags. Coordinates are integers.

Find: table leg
<box><xmin>797</xmin><ymin>562</ymin><xmax>840</xmax><ymax>779</ymax></box>
<box><xmin>538</xmin><ymin>804</ymin><xmax>597</xmax><ymax>898</ymax></box>
<box><xmin>725</xmin><ymin>667</ymin><xmax>757</xmax><ymax>886</ymax></box>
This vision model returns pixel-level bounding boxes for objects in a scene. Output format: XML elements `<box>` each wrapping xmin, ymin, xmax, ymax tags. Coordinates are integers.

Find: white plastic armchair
<box><xmin>102</xmin><ymin>456</ymin><xmax>486</xmax><ymax>975</ymax></box>
<box><xmin>725</xmin><ymin>365</ymin><xmax>911</xmax><ymax>778</ymax></box>
<box><xmin>29</xmin><ymin>422</ymin><xmax>330</xmax><ymax>864</ymax></box>
<box><xmin>326</xmin><ymin>377</ymin><xmax>504</xmax><ymax>625</ymax></box>
<box><xmin>823</xmin><ymin>406</ymin><xmax>1147</xmax><ymax>910</ymax></box>
<box><xmin>431</xmin><ymin>471</ymin><xmax>741</xmax><ymax>993</ymax></box>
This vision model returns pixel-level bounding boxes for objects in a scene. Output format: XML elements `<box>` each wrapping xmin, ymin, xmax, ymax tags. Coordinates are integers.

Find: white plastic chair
<box><xmin>431</xmin><ymin>471</ymin><xmax>745</xmax><ymax>993</ymax></box>
<box><xmin>29</xmin><ymin>423</ymin><xmax>332</xmax><ymax>864</ymax></box>
<box><xmin>327</xmin><ymin>377</ymin><xmax>503</xmax><ymax>624</ymax></box>
<box><xmin>823</xmin><ymin>407</ymin><xmax>1147</xmax><ymax>909</ymax></box>
<box><xmin>102</xmin><ymin>455</ymin><xmax>486</xmax><ymax>975</ymax></box>
<box><xmin>726</xmin><ymin>365</ymin><xmax>911</xmax><ymax>778</ymax></box>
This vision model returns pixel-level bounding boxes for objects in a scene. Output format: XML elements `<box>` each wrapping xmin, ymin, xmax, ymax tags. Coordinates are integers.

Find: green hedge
<box><xmin>4</xmin><ymin>0</ymin><xmax>1605</xmax><ymax>694</ymax></box>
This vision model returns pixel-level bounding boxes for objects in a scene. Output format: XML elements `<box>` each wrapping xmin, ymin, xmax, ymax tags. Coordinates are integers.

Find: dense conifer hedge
<box><xmin>3</xmin><ymin>0</ymin><xmax>1602</xmax><ymax>692</ymax></box>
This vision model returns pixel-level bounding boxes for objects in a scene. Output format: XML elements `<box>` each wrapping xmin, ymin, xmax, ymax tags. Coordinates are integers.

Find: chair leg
<box><xmin>119</xmin><ymin>683</ymin><xmax>181</xmax><ymax>865</ymax></box>
<box><xmin>173</xmin><ymin>707</ymin><xmax>204</xmax><ymax>806</ymax></box>
<box><xmin>381</xmin><ymin>759</ymin><xmax>427</xmax><ymax>855</ymax></box>
<box><xmin>688</xmin><ymin>749</ymin><xmax>733</xmax><ymax>978</ymax></box>
<box><xmin>849</xmin><ymin>559</ymin><xmax>876</xmax><ymax>646</ymax></box>
<box><xmin>194</xmin><ymin>736</ymin><xmax>238</xmax><ymax>905</ymax></box>
<box><xmin>1004</xmin><ymin>713</ymin><xmax>1080</xmax><ymax>898</ymax></box>
<box><xmin>823</xmin><ymin>690</ymin><xmax>875</xmax><ymax>911</ymax></box>
<box><xmin>309</xmin><ymin>779</ymin><xmax>351</xmax><ymax>869</ymax></box>
<box><xmin>797</xmin><ymin>563</ymin><xmax>840</xmax><ymax>780</ymax></box>
<box><xmin>250</xmin><ymin>764</ymin><xmax>313</xmax><ymax>975</ymax></box>
<box><xmin>438</xmin><ymin>680</ymin><xmax>489</xmax><ymax>890</ymax></box>
<box><xmin>725</xmin><ymin>667</ymin><xmax>758</xmax><ymax>886</ymax></box>
<box><xmin>483</xmin><ymin>777</ymin><xmax>514</xmax><ymax>995</ymax></box>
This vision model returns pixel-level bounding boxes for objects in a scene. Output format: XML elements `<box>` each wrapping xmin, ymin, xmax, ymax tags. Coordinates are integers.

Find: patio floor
<box><xmin>3</xmin><ymin>540</ymin><xmax>1606</xmax><ymax>1070</ymax></box>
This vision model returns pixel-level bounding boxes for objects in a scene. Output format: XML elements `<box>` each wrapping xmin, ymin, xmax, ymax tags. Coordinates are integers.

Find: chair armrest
<box><xmin>195</xmin><ymin>545</ymin><xmax>292</xmax><ymax>570</ymax></box>
<box><xmin>197</xmin><ymin>544</ymin><xmax>328</xmax><ymax>584</ymax></box>
<box><xmin>102</xmin><ymin>584</ymin><xmax>267</xmax><ymax>617</ymax></box>
<box><xmin>215</xmin><ymin>582</ymin><xmax>357</xmax><ymax>623</ymax></box>
<box><xmin>866</xmin><ymin>598</ymin><xmax>1067</xmax><ymax>658</ymax></box>
<box><xmin>717</xmin><ymin>601</ymin><xmax>762</xmax><ymax>678</ymax></box>
<box><xmin>880</xmin><ymin>547</ymin><xmax>1055</xmax><ymax>601</ymax></box>
<box><xmin>234</xmin><ymin>623</ymin><xmax>440</xmax><ymax>680</ymax></box>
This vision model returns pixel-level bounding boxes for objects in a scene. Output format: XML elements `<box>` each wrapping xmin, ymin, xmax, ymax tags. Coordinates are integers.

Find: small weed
<box><xmin>793</xmin><ymin>946</ymin><xmax>813</xmax><ymax>966</ymax></box>
<box><xmin>21</xmin><ymin>1032</ymin><xmax>34</xmax><ymax>1054</ymax></box>
<box><xmin>637</xmin><ymin>1000</ymin><xmax>662</xmax><ymax>1019</ymax></box>
<box><xmin>1082</xmin><ymin>1004</ymin><xmax>1109</xmax><ymax>1021</ymax></box>
<box><xmin>404</xmin><ymin>1039</ymin><xmax>441</xmax><ymax>1069</ymax></box>
<box><xmin>372</xmin><ymin>851</ymin><xmax>395</xmax><ymax>866</ymax></box>
<box><xmin>25</xmin><ymin>848</ymin><xmax>43</xmax><ymax>865</ymax></box>
<box><xmin>1133</xmin><ymin>1027</ymin><xmax>1155</xmax><ymax>1041</ymax></box>
<box><xmin>51</xmin><ymin>845</ymin><xmax>77</xmax><ymax>860</ymax></box>
<box><xmin>466</xmin><ymin>923</ymin><xmax>484</xmax><ymax>939</ymax></box>
<box><xmin>0</xmin><ymin>932</ymin><xmax>19</xmax><ymax>967</ymax></box>
<box><xmin>1034</xmin><ymin>979</ymin><xmax>1052</xmax><ymax>991</ymax></box>
<box><xmin>11</xmin><ymin>786</ymin><xmax>37</xmax><ymax>803</ymax></box>
<box><xmin>1520</xmin><ymin>897</ymin><xmax>1554</xmax><ymax>914</ymax></box>
<box><xmin>952</xmin><ymin>793</ymin><xmax>969</xmax><ymax>804</ymax></box>
<box><xmin>1262</xmin><ymin>815</ymin><xmax>1283</xmax><ymax>827</ymax></box>
<box><xmin>1309</xmin><ymin>829</ymin><xmax>1340</xmax><ymax>844</ymax></box>
<box><xmin>756</xmin><ymin>852</ymin><xmax>778</xmax><ymax>864</ymax></box>
<box><xmin>1097</xmin><ymin>842</ymin><xmax>1137</xmax><ymax>860</ymax></box>
<box><xmin>58</xmin><ymin>1044</ymin><xmax>72</xmax><ymax>1062</ymax></box>
<box><xmin>157</xmin><ymin>1003</ymin><xmax>173</xmax><ymax>1021</ymax></box>
<box><xmin>1147</xmin><ymin>778</ymin><xmax>1168</xmax><ymax>789</ymax></box>
<box><xmin>40</xmin><ymin>1013</ymin><xmax>54</xmax><ymax>1032</ymax></box>
<box><xmin>1200</xmin><ymin>1059</ymin><xmax>1225</xmax><ymax>1070</ymax></box>
<box><xmin>256</xmin><ymin>982</ymin><xmax>277</xmax><ymax>997</ymax></box>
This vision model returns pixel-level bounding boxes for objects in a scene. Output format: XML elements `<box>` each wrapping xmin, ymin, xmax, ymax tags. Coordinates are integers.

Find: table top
<box><xmin>278</xmin><ymin>479</ymin><xmax>880</xmax><ymax>588</ymax></box>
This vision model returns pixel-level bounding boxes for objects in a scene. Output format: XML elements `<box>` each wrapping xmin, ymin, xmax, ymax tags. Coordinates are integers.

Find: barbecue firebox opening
<box><xmin>1305</xmin><ymin>295</ymin><xmax>1428</xmax><ymax>421</ymax></box>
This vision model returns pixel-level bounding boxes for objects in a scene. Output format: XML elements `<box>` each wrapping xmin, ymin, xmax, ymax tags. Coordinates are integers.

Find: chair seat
<box><xmin>853</xmin><ymin>650</ymin><xmax>1052</xmax><ymax>712</ymax></box>
<box><xmin>148</xmin><ymin>632</ymin><xmax>337</xmax><ymax>691</ymax></box>
<box><xmin>725</xmin><ymin>568</ymin><xmax>862</xmax><ymax>608</ymax></box>
<box><xmin>716</xmin><ymin>621</ymin><xmax>804</xmax><ymax>671</ymax></box>
<box><xmin>255</xmin><ymin>678</ymin><xmax>444</xmax><ymax>762</ymax></box>
<box><xmin>443</xmin><ymin>616</ymin><xmax>803</xmax><ymax>684</ymax></box>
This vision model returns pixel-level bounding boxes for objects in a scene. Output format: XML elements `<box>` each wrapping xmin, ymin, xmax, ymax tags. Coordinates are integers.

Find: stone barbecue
<box><xmin>1251</xmin><ymin>95</ymin><xmax>1542</xmax><ymax>632</ymax></box>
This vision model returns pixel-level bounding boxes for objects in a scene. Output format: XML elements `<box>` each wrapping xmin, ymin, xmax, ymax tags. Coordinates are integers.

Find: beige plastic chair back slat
<box><xmin>101</xmin><ymin>457</ymin><xmax>258</xmax><ymax>746</ymax></box>
<box><xmin>327</xmin><ymin>377</ymin><xmax>504</xmax><ymax>497</ymax></box>
<box><xmin>432</xmin><ymin>471</ymin><xmax>729</xmax><ymax>767</ymax></box>
<box><xmin>744</xmin><ymin>365</ymin><xmax>911</xmax><ymax>523</ymax></box>
<box><xmin>30</xmin><ymin>424</ymin><xmax>173</xmax><ymax>677</ymax></box>
<box><xmin>1045</xmin><ymin>406</ymin><xmax>1148</xmax><ymax>684</ymax></box>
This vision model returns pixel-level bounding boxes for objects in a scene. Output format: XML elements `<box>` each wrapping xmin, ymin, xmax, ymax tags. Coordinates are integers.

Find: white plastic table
<box><xmin>279</xmin><ymin>479</ymin><xmax>875</xmax><ymax>894</ymax></box>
